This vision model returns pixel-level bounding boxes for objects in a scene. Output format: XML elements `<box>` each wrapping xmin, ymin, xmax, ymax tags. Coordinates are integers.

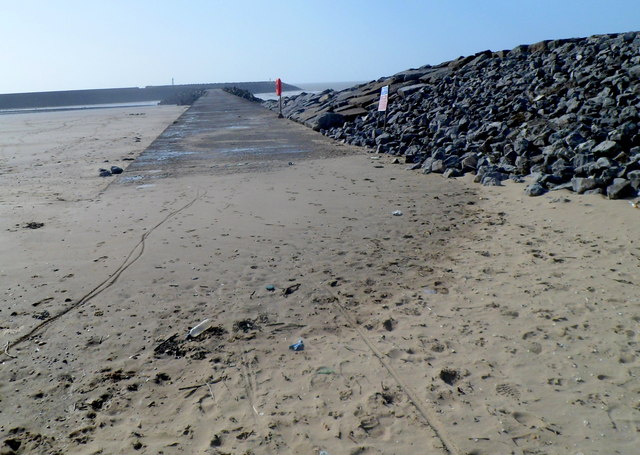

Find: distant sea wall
<box><xmin>0</xmin><ymin>81</ymin><xmax>299</xmax><ymax>109</ymax></box>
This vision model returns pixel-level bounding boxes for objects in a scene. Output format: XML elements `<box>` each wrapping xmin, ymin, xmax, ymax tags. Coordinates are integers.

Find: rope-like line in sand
<box><xmin>1</xmin><ymin>191</ymin><xmax>204</xmax><ymax>358</ymax></box>
<box><xmin>331</xmin><ymin>295</ymin><xmax>461</xmax><ymax>455</ymax></box>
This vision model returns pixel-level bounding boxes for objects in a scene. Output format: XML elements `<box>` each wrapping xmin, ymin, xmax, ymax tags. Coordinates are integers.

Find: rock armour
<box><xmin>265</xmin><ymin>32</ymin><xmax>640</xmax><ymax>198</ymax></box>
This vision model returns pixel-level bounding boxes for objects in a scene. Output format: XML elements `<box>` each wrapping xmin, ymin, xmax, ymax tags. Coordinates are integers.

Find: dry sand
<box><xmin>1</xmin><ymin>104</ymin><xmax>639</xmax><ymax>455</ymax></box>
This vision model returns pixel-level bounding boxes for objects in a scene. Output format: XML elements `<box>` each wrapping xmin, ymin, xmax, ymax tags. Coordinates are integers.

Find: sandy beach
<box><xmin>1</xmin><ymin>96</ymin><xmax>639</xmax><ymax>454</ymax></box>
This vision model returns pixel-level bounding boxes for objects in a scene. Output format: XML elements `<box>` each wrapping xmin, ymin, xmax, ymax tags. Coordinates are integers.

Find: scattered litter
<box><xmin>370</xmin><ymin>156</ymin><xmax>381</xmax><ymax>160</ymax></box>
<box><xmin>288</xmin><ymin>161</ymin><xmax>295</xmax><ymax>165</ymax></box>
<box><xmin>32</xmin><ymin>310</ymin><xmax>50</xmax><ymax>320</ymax></box>
<box><xmin>186</xmin><ymin>319</ymin><xmax>211</xmax><ymax>339</ymax></box>
<box><xmin>265</xmin><ymin>284</ymin><xmax>276</xmax><ymax>291</ymax></box>
<box><xmin>392</xmin><ymin>210</ymin><xmax>403</xmax><ymax>216</ymax></box>
<box><xmin>23</xmin><ymin>222</ymin><xmax>44</xmax><ymax>229</ymax></box>
<box><xmin>233</xmin><ymin>319</ymin><xmax>257</xmax><ymax>333</ymax></box>
<box><xmin>289</xmin><ymin>339</ymin><xmax>304</xmax><ymax>351</ymax></box>
<box><xmin>629</xmin><ymin>200</ymin><xmax>639</xmax><ymax>209</ymax></box>
<box><xmin>319</xmin><ymin>451</ymin><xmax>330</xmax><ymax>455</ymax></box>
<box><xmin>423</xmin><ymin>287</ymin><xmax>438</xmax><ymax>295</ymax></box>
<box><xmin>315</xmin><ymin>366</ymin><xmax>335</xmax><ymax>375</ymax></box>
<box><xmin>283</xmin><ymin>283</ymin><xmax>300</xmax><ymax>296</ymax></box>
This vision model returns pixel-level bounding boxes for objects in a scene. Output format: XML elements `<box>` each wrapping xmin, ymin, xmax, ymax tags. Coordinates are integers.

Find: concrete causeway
<box><xmin>115</xmin><ymin>89</ymin><xmax>356</xmax><ymax>185</ymax></box>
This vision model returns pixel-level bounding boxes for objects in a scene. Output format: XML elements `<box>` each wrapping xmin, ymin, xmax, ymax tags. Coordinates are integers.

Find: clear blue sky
<box><xmin>1</xmin><ymin>0</ymin><xmax>638</xmax><ymax>94</ymax></box>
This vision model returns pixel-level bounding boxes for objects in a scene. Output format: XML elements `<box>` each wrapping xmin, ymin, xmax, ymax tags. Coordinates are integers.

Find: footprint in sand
<box><xmin>495</xmin><ymin>383</ymin><xmax>521</xmax><ymax>400</ymax></box>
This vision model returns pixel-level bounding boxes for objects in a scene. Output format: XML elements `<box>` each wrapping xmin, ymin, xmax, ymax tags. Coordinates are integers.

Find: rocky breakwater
<box><xmin>264</xmin><ymin>32</ymin><xmax>640</xmax><ymax>199</ymax></box>
<box><xmin>222</xmin><ymin>86</ymin><xmax>263</xmax><ymax>103</ymax></box>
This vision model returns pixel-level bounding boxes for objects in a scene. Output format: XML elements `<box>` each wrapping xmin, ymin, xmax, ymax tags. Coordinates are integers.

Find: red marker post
<box><xmin>275</xmin><ymin>78</ymin><xmax>283</xmax><ymax>118</ymax></box>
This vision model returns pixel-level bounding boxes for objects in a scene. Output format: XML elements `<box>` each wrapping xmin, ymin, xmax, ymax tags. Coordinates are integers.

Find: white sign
<box><xmin>377</xmin><ymin>85</ymin><xmax>389</xmax><ymax>112</ymax></box>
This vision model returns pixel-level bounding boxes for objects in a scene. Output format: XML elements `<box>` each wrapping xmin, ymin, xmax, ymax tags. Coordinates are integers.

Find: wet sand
<box><xmin>1</xmin><ymin>92</ymin><xmax>639</xmax><ymax>454</ymax></box>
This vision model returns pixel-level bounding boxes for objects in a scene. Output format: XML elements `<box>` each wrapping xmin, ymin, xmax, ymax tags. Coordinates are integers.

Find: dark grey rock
<box><xmin>397</xmin><ymin>84</ymin><xmax>427</xmax><ymax>98</ymax></box>
<box><xmin>375</xmin><ymin>133</ymin><xmax>392</xmax><ymax>145</ymax></box>
<box><xmin>572</xmin><ymin>177</ymin><xmax>598</xmax><ymax>194</ymax></box>
<box><xmin>592</xmin><ymin>140</ymin><xmax>621</xmax><ymax>157</ymax></box>
<box><xmin>572</xmin><ymin>153</ymin><xmax>595</xmax><ymax>168</ymax></box>
<box><xmin>627</xmin><ymin>170</ymin><xmax>640</xmax><ymax>190</ymax></box>
<box><xmin>110</xmin><ymin>166</ymin><xmax>123</xmax><ymax>174</ymax></box>
<box><xmin>431</xmin><ymin>160</ymin><xmax>445</xmax><ymax>173</ymax></box>
<box><xmin>421</xmin><ymin>157</ymin><xmax>434</xmax><ymax>173</ymax></box>
<box><xmin>607</xmin><ymin>178</ymin><xmax>632</xmax><ymax>199</ymax></box>
<box><xmin>525</xmin><ymin>183</ymin><xmax>547</xmax><ymax>196</ymax></box>
<box><xmin>313</xmin><ymin>112</ymin><xmax>345</xmax><ymax>131</ymax></box>
<box><xmin>628</xmin><ymin>65</ymin><xmax>640</xmax><ymax>79</ymax></box>
<box><xmin>443</xmin><ymin>155</ymin><xmax>461</xmax><ymax>169</ymax></box>
<box><xmin>443</xmin><ymin>168</ymin><xmax>463</xmax><ymax>178</ymax></box>
<box><xmin>99</xmin><ymin>168</ymin><xmax>112</xmax><ymax>177</ymax></box>
<box><xmin>595</xmin><ymin>157</ymin><xmax>612</xmax><ymax>170</ymax></box>
<box><xmin>461</xmin><ymin>154</ymin><xmax>478</xmax><ymax>172</ymax></box>
<box><xmin>564</xmin><ymin>131</ymin><xmax>587</xmax><ymax>149</ymax></box>
<box><xmin>482</xmin><ymin>176</ymin><xmax>503</xmax><ymax>186</ymax></box>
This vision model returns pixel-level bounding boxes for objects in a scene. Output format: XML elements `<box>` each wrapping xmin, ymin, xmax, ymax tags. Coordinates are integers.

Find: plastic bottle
<box><xmin>289</xmin><ymin>339</ymin><xmax>304</xmax><ymax>351</ymax></box>
<box><xmin>186</xmin><ymin>319</ymin><xmax>211</xmax><ymax>339</ymax></box>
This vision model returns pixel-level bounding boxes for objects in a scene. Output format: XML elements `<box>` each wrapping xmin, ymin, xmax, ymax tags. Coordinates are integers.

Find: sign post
<box><xmin>377</xmin><ymin>85</ymin><xmax>389</xmax><ymax>129</ymax></box>
<box><xmin>275</xmin><ymin>78</ymin><xmax>283</xmax><ymax>118</ymax></box>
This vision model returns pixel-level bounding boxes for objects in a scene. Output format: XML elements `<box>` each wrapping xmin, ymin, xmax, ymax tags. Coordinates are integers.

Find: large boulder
<box><xmin>525</xmin><ymin>183</ymin><xmax>547</xmax><ymax>196</ymax></box>
<box><xmin>312</xmin><ymin>112</ymin><xmax>345</xmax><ymax>131</ymax></box>
<box><xmin>592</xmin><ymin>140</ymin><xmax>621</xmax><ymax>157</ymax></box>
<box><xmin>627</xmin><ymin>170</ymin><xmax>640</xmax><ymax>191</ymax></box>
<box><xmin>607</xmin><ymin>178</ymin><xmax>632</xmax><ymax>199</ymax></box>
<box><xmin>572</xmin><ymin>177</ymin><xmax>598</xmax><ymax>194</ymax></box>
<box><xmin>397</xmin><ymin>84</ymin><xmax>427</xmax><ymax>98</ymax></box>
